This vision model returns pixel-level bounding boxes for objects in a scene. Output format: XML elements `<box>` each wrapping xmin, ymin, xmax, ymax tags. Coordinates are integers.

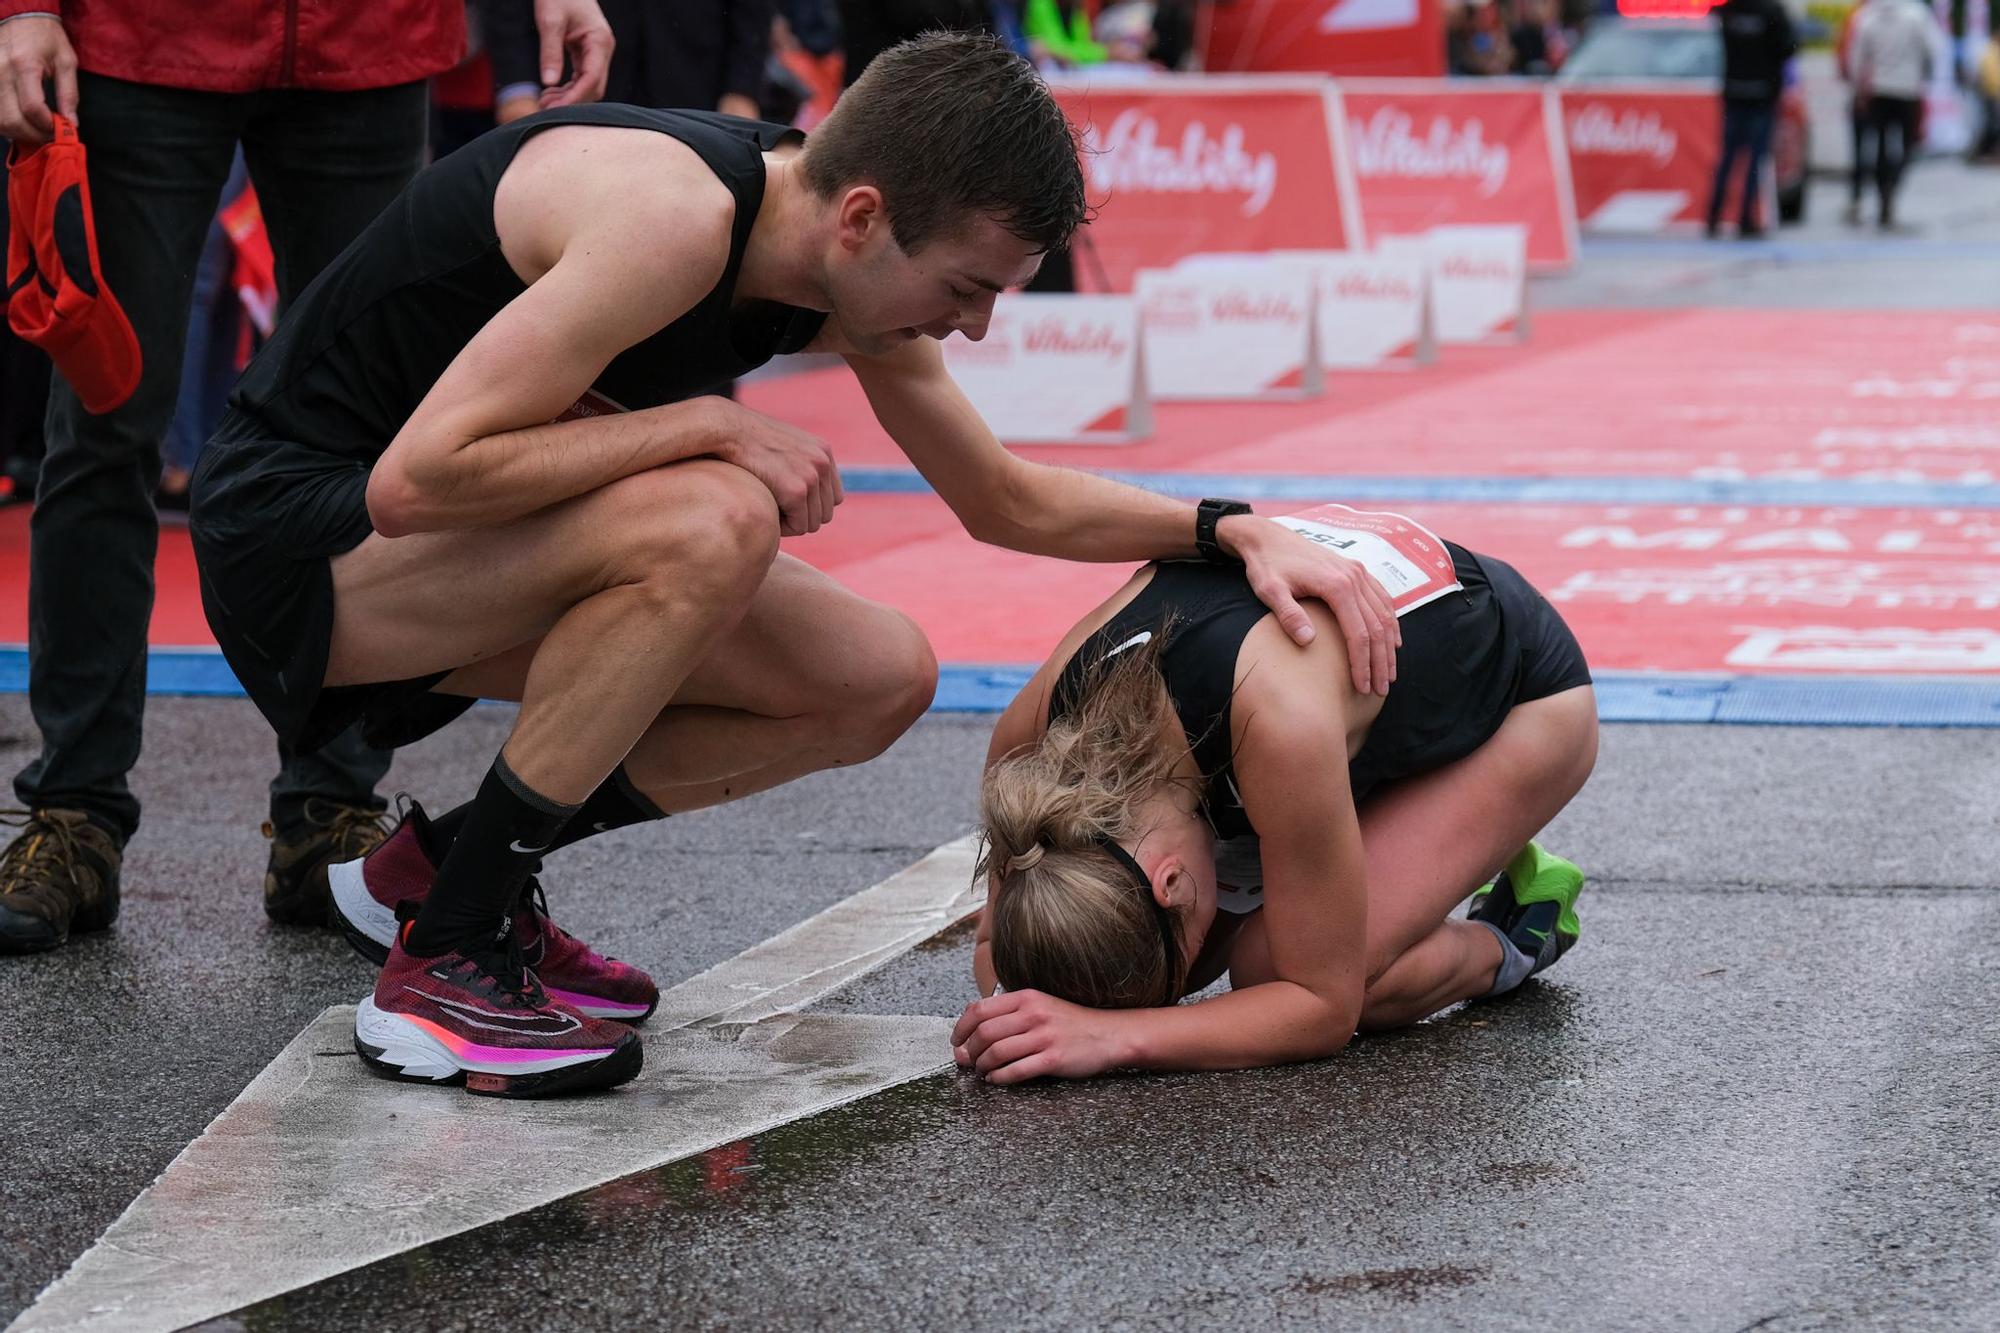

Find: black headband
<box><xmin>1092</xmin><ymin>834</ymin><xmax>1182</xmax><ymax>1007</ymax></box>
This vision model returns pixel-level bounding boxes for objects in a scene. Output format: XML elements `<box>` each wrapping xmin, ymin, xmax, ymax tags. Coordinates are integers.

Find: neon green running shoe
<box><xmin>1469</xmin><ymin>841</ymin><xmax>1584</xmax><ymax>976</ymax></box>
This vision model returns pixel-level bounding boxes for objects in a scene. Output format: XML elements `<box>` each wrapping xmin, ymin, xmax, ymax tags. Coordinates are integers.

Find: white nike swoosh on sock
<box><xmin>508</xmin><ymin>839</ymin><xmax>553</xmax><ymax>855</ymax></box>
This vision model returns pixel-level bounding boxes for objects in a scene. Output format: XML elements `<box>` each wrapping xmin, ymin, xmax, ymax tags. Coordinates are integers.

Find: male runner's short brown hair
<box><xmin>802</xmin><ymin>32</ymin><xmax>1089</xmax><ymax>256</ymax></box>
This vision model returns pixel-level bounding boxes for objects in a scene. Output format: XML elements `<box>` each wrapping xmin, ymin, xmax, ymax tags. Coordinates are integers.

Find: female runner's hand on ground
<box><xmin>952</xmin><ymin>988</ymin><xmax>1133</xmax><ymax>1084</ymax></box>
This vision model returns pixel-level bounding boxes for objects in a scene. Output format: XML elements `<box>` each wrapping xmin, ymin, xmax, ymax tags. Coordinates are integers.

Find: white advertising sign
<box><xmin>1273</xmin><ymin>248</ymin><xmax>1433</xmax><ymax>370</ymax></box>
<box><xmin>1135</xmin><ymin>262</ymin><xmax>1321</xmax><ymax>401</ymax></box>
<box><xmin>1378</xmin><ymin>223</ymin><xmax>1528</xmax><ymax>345</ymax></box>
<box><xmin>939</xmin><ymin>293</ymin><xmax>1150</xmax><ymax>445</ymax></box>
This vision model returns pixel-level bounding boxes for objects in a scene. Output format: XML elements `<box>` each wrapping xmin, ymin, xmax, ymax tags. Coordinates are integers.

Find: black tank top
<box><xmin>1048</xmin><ymin>543</ymin><xmax>1513</xmax><ymax>843</ymax></box>
<box><xmin>203</xmin><ymin>105</ymin><xmax>826</xmax><ymax>555</ymax></box>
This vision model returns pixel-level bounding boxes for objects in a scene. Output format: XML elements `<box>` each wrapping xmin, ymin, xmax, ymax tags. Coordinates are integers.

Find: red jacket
<box><xmin>0</xmin><ymin>0</ymin><xmax>466</xmax><ymax>94</ymax></box>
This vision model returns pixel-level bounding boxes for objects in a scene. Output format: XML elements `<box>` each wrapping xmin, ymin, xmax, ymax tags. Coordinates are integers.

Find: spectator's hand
<box><xmin>533</xmin><ymin>0</ymin><xmax>614</xmax><ymax>109</ymax></box>
<box><xmin>1226</xmin><ymin>515</ymin><xmax>1401</xmax><ymax>696</ymax></box>
<box><xmin>717</xmin><ymin>92</ymin><xmax>759</xmax><ymax>120</ymax></box>
<box><xmin>0</xmin><ymin>15</ymin><xmax>78</xmax><ymax>144</ymax></box>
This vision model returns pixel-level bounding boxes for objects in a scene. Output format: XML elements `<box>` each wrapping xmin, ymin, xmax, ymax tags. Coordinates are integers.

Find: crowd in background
<box><xmin>1447</xmin><ymin>0</ymin><xmax>1585</xmax><ymax>76</ymax></box>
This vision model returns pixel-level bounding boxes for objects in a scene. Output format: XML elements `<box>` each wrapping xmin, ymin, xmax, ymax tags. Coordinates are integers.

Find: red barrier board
<box><xmin>1199</xmin><ymin>0</ymin><xmax>1446</xmax><ymax>78</ymax></box>
<box><xmin>1339</xmin><ymin>80</ymin><xmax>1579</xmax><ymax>271</ymax></box>
<box><xmin>1053</xmin><ymin>78</ymin><xmax>1364</xmax><ymax>291</ymax></box>
<box><xmin>1561</xmin><ymin>85</ymin><xmax>1722</xmax><ymax>231</ymax></box>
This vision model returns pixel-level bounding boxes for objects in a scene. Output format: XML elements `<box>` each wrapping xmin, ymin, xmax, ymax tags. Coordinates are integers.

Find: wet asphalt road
<box><xmin>8</xmin><ymin>159</ymin><xmax>2000</xmax><ymax>1332</ymax></box>
<box><xmin>4</xmin><ymin>696</ymin><xmax>1998</xmax><ymax>1331</ymax></box>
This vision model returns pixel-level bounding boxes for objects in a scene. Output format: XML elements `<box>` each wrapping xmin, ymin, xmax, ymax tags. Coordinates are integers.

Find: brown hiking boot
<box><xmin>0</xmin><ymin>808</ymin><xmax>123</xmax><ymax>953</ymax></box>
<box><xmin>264</xmin><ymin>798</ymin><xmax>391</xmax><ymax>926</ymax></box>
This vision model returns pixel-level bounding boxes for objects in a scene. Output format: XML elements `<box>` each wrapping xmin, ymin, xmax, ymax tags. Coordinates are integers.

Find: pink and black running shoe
<box><xmin>355</xmin><ymin>922</ymin><xmax>641</xmax><ymax>1098</ymax></box>
<box><xmin>330</xmin><ymin>800</ymin><xmax>660</xmax><ymax>1022</ymax></box>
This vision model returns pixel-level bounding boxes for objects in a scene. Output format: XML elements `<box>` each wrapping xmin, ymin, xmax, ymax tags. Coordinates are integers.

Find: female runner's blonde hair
<box><xmin>978</xmin><ymin>637</ymin><xmax>1195</xmax><ymax>1008</ymax></box>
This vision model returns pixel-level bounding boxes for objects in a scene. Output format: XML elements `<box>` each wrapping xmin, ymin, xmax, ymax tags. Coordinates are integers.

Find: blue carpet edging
<box><xmin>5</xmin><ymin>648</ymin><xmax>1997</xmax><ymax>728</ymax></box>
<box><xmin>837</xmin><ymin>467</ymin><xmax>2000</xmax><ymax>511</ymax></box>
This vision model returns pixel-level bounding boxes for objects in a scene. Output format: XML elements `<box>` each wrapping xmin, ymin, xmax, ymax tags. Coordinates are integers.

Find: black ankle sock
<box><xmin>404</xmin><ymin>755</ymin><xmax>579</xmax><ymax>957</ymax></box>
<box><xmin>543</xmin><ymin>766</ymin><xmax>666</xmax><ymax>852</ymax></box>
<box><xmin>420</xmin><ymin>765</ymin><xmax>662</xmax><ymax>866</ymax></box>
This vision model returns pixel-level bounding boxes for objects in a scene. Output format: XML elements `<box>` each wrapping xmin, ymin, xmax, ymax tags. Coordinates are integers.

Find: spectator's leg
<box><xmin>1708</xmin><ymin>102</ymin><xmax>1751</xmax><ymax>232</ymax></box>
<box><xmin>1740</xmin><ymin>101</ymin><xmax>1777</xmax><ymax>232</ymax></box>
<box><xmin>1883</xmin><ymin>97</ymin><xmax>1921</xmax><ymax>223</ymax></box>
<box><xmin>164</xmin><ymin>151</ymin><xmax>251</xmax><ymax>493</ymax></box>
<box><xmin>0</xmin><ymin>150</ymin><xmax>52</xmax><ymax>499</ymax></box>
<box><xmin>1875</xmin><ymin>98</ymin><xmax>1905</xmax><ymax>223</ymax></box>
<box><xmin>1849</xmin><ymin>105</ymin><xmax>1869</xmax><ymax>212</ymax></box>
<box><xmin>13</xmin><ymin>74</ymin><xmax>240</xmax><ymax>841</ymax></box>
<box><xmin>239</xmin><ymin>81</ymin><xmax>428</xmax><ymax>837</ymax></box>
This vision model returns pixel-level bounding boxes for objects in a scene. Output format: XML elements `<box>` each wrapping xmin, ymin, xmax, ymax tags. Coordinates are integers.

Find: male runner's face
<box><xmin>832</xmin><ymin>208</ymin><xmax>1043</xmax><ymax>356</ymax></box>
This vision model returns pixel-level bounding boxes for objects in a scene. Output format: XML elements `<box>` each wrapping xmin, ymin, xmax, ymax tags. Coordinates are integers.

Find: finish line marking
<box><xmin>8</xmin><ymin>838</ymin><xmax>984</xmax><ymax>1333</ymax></box>
<box><xmin>6</xmin><ymin>650</ymin><xmax>1996</xmax><ymax>728</ymax></box>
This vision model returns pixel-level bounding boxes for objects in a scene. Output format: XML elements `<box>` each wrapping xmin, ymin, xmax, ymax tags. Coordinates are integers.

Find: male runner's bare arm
<box><xmin>368</xmin><ymin>166</ymin><xmax>837</xmax><ymax>537</ymax></box>
<box><xmin>841</xmin><ymin>335</ymin><xmax>1402</xmax><ymax>694</ymax></box>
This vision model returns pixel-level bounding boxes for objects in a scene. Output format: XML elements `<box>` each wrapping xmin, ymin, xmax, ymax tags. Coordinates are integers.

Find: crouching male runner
<box><xmin>189</xmin><ymin>33</ymin><xmax>1403</xmax><ymax>1098</ymax></box>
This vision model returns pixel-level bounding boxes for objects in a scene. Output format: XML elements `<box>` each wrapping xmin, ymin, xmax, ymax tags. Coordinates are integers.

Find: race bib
<box><xmin>1274</xmin><ymin>503</ymin><xmax>1461</xmax><ymax>617</ymax></box>
<box><xmin>1212</xmin><ymin>834</ymin><xmax>1265</xmax><ymax>917</ymax></box>
<box><xmin>553</xmin><ymin>388</ymin><xmax>629</xmax><ymax>422</ymax></box>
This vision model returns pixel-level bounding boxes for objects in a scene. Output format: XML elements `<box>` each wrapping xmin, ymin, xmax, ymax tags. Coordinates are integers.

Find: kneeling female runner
<box><xmin>953</xmin><ymin>503</ymin><xmax>1598</xmax><ymax>1083</ymax></box>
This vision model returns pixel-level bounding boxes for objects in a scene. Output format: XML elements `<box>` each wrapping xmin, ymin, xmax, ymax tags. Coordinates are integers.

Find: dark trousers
<box><xmin>14</xmin><ymin>72</ymin><xmax>427</xmax><ymax>842</ymax></box>
<box><xmin>1850</xmin><ymin>103</ymin><xmax>1878</xmax><ymax>204</ymax></box>
<box><xmin>1861</xmin><ymin>95</ymin><xmax>1923</xmax><ymax>222</ymax></box>
<box><xmin>1708</xmin><ymin>97</ymin><xmax>1777</xmax><ymax>231</ymax></box>
<box><xmin>0</xmin><ymin>153</ymin><xmax>51</xmax><ymax>491</ymax></box>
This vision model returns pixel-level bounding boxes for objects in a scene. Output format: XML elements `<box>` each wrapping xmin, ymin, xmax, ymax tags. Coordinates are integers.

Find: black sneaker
<box><xmin>264</xmin><ymin>798</ymin><xmax>390</xmax><ymax>927</ymax></box>
<box><xmin>0</xmin><ymin>809</ymin><xmax>123</xmax><ymax>953</ymax></box>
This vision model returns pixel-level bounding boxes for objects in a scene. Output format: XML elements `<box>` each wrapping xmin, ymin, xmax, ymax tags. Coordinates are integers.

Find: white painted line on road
<box><xmin>654</xmin><ymin>833</ymin><xmax>982</xmax><ymax>1030</ymax></box>
<box><xmin>8</xmin><ymin>836</ymin><xmax>987</xmax><ymax>1333</ymax></box>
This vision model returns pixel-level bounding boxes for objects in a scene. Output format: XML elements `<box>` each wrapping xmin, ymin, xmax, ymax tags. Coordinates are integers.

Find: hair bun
<box><xmin>1005</xmin><ymin>842</ymin><xmax>1047</xmax><ymax>876</ymax></box>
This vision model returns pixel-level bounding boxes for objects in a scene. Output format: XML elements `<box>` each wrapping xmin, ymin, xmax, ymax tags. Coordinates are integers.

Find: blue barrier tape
<box><xmin>11</xmin><ymin>649</ymin><xmax>1992</xmax><ymax>728</ymax></box>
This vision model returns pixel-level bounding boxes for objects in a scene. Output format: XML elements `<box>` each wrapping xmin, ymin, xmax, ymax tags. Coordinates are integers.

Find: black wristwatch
<box><xmin>1195</xmin><ymin>498</ymin><xmax>1254</xmax><ymax>564</ymax></box>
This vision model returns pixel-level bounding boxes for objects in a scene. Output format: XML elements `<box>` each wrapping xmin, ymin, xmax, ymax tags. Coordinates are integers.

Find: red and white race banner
<box><xmin>1559</xmin><ymin>83</ymin><xmax>1774</xmax><ymax>232</ymax></box>
<box><xmin>1338</xmin><ymin>79</ymin><xmax>1578</xmax><ymax>272</ymax></box>
<box><xmin>1377</xmin><ymin>224</ymin><xmax>1528</xmax><ymax>344</ymax></box>
<box><xmin>1136</xmin><ymin>263</ymin><xmax>1321</xmax><ymax>400</ymax></box>
<box><xmin>939</xmin><ymin>294</ymin><xmax>1150</xmax><ymax>444</ymax></box>
<box><xmin>1274</xmin><ymin>248</ymin><xmax>1433</xmax><ymax>369</ymax></box>
<box><xmin>1052</xmin><ymin>76</ymin><xmax>1365</xmax><ymax>292</ymax></box>
<box><xmin>1560</xmin><ymin>84</ymin><xmax>1718</xmax><ymax>232</ymax></box>
<box><xmin>1199</xmin><ymin>0</ymin><xmax>1447</xmax><ymax>78</ymax></box>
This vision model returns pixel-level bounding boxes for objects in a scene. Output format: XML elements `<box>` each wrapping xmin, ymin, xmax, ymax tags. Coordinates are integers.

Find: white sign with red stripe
<box><xmin>1377</xmin><ymin>223</ymin><xmax>1528</xmax><ymax>345</ymax></box>
<box><xmin>1274</xmin><ymin>501</ymin><xmax>1461</xmax><ymax>614</ymax></box>
<box><xmin>1135</xmin><ymin>262</ymin><xmax>1321</xmax><ymax>401</ymax></box>
<box><xmin>939</xmin><ymin>293</ymin><xmax>1150</xmax><ymax>444</ymax></box>
<box><xmin>1275</xmin><ymin>248</ymin><xmax>1433</xmax><ymax>370</ymax></box>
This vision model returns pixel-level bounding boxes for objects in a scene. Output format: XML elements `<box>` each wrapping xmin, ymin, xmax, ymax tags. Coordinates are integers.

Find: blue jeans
<box><xmin>1708</xmin><ymin>98</ymin><xmax>1777</xmax><ymax>232</ymax></box>
<box><xmin>164</xmin><ymin>151</ymin><xmax>249</xmax><ymax>478</ymax></box>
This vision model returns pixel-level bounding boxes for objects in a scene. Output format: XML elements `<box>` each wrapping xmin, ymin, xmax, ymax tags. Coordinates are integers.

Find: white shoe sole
<box><xmin>329</xmin><ymin>855</ymin><xmax>397</xmax><ymax>958</ymax></box>
<box><xmin>353</xmin><ymin>997</ymin><xmax>624</xmax><ymax>1081</ymax></box>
